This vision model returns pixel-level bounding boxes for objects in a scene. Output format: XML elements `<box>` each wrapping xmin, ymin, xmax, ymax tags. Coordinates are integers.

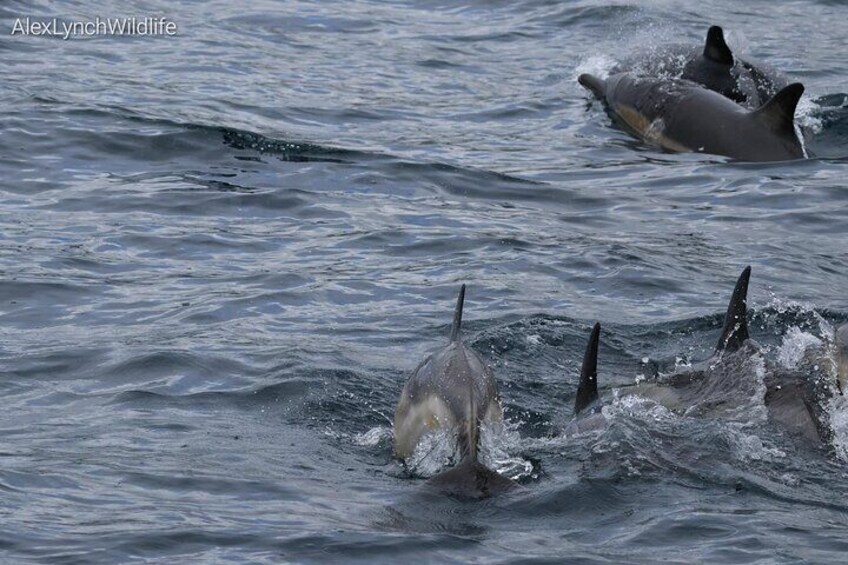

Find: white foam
<box><xmin>524</xmin><ymin>334</ymin><xmax>542</xmax><ymax>346</ymax></box>
<box><xmin>574</xmin><ymin>54</ymin><xmax>616</xmax><ymax>81</ymax></box>
<box><xmin>725</xmin><ymin>422</ymin><xmax>786</xmax><ymax>461</ymax></box>
<box><xmin>775</xmin><ymin>326</ymin><xmax>823</xmax><ymax>369</ymax></box>
<box><xmin>479</xmin><ymin>422</ymin><xmax>535</xmax><ymax>480</ymax></box>
<box><xmin>404</xmin><ymin>427</ymin><xmax>457</xmax><ymax>477</ymax></box>
<box><xmin>829</xmin><ymin>394</ymin><xmax>848</xmax><ymax>462</ymax></box>
<box><xmin>401</xmin><ymin>420</ymin><xmax>535</xmax><ymax>480</ymax></box>
<box><xmin>796</xmin><ymin>94</ymin><xmax>824</xmax><ymax>136</ymax></box>
<box><xmin>353</xmin><ymin>426</ymin><xmax>393</xmax><ymax>447</ymax></box>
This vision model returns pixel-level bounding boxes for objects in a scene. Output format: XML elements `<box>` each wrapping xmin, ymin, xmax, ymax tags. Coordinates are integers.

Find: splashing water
<box><xmin>401</xmin><ymin>421</ymin><xmax>534</xmax><ymax>480</ymax></box>
<box><xmin>776</xmin><ymin>326</ymin><xmax>824</xmax><ymax>369</ymax></box>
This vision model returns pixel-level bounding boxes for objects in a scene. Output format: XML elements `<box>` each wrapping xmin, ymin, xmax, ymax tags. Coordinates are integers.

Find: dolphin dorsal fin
<box><xmin>574</xmin><ymin>323</ymin><xmax>601</xmax><ymax>415</ymax></box>
<box><xmin>753</xmin><ymin>83</ymin><xmax>804</xmax><ymax>135</ymax></box>
<box><xmin>715</xmin><ymin>266</ymin><xmax>751</xmax><ymax>354</ymax></box>
<box><xmin>449</xmin><ymin>284</ymin><xmax>466</xmax><ymax>342</ymax></box>
<box><xmin>703</xmin><ymin>26</ymin><xmax>734</xmax><ymax>66</ymax></box>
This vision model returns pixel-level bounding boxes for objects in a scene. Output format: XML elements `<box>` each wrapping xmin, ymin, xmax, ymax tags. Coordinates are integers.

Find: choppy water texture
<box><xmin>2</xmin><ymin>0</ymin><xmax>848</xmax><ymax>562</ymax></box>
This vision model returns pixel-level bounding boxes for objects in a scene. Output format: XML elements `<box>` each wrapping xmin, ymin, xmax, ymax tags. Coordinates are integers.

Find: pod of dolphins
<box><xmin>393</xmin><ymin>269</ymin><xmax>848</xmax><ymax>499</ymax></box>
<box><xmin>578</xmin><ymin>26</ymin><xmax>808</xmax><ymax>161</ymax></box>
<box><xmin>392</xmin><ymin>27</ymin><xmax>841</xmax><ymax>498</ymax></box>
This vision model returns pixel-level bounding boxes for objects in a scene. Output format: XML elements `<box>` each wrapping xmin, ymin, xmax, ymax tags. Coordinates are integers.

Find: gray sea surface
<box><xmin>1</xmin><ymin>0</ymin><xmax>847</xmax><ymax>562</ymax></box>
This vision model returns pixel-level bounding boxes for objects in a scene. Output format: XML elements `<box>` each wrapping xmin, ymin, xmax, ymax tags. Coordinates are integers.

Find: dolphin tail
<box><xmin>753</xmin><ymin>83</ymin><xmax>804</xmax><ymax>136</ymax></box>
<box><xmin>716</xmin><ymin>266</ymin><xmax>751</xmax><ymax>354</ymax></box>
<box><xmin>703</xmin><ymin>25</ymin><xmax>733</xmax><ymax>65</ymax></box>
<box><xmin>449</xmin><ymin>284</ymin><xmax>466</xmax><ymax>342</ymax></box>
<box><xmin>574</xmin><ymin>323</ymin><xmax>601</xmax><ymax>416</ymax></box>
<box><xmin>578</xmin><ymin>74</ymin><xmax>606</xmax><ymax>100</ymax></box>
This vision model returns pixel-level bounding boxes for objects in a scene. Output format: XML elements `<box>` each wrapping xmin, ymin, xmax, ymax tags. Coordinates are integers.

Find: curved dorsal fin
<box><xmin>449</xmin><ymin>284</ymin><xmax>466</xmax><ymax>342</ymax></box>
<box><xmin>716</xmin><ymin>266</ymin><xmax>751</xmax><ymax>354</ymax></box>
<box><xmin>704</xmin><ymin>26</ymin><xmax>734</xmax><ymax>66</ymax></box>
<box><xmin>575</xmin><ymin>323</ymin><xmax>601</xmax><ymax>415</ymax></box>
<box><xmin>753</xmin><ymin>83</ymin><xmax>804</xmax><ymax>135</ymax></box>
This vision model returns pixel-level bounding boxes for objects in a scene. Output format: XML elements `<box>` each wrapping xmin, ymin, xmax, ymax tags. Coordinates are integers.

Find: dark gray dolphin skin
<box><xmin>578</xmin><ymin>72</ymin><xmax>806</xmax><ymax>161</ymax></box>
<box><xmin>615</xmin><ymin>26</ymin><xmax>789</xmax><ymax>108</ymax></box>
<box><xmin>575</xmin><ymin>322</ymin><xmax>601</xmax><ymax>416</ymax></box>
<box><xmin>393</xmin><ymin>284</ymin><xmax>515</xmax><ymax>498</ymax></box>
<box><xmin>563</xmin><ymin>323</ymin><xmax>606</xmax><ymax>436</ymax></box>
<box><xmin>682</xmin><ymin>26</ymin><xmax>789</xmax><ymax>108</ymax></box>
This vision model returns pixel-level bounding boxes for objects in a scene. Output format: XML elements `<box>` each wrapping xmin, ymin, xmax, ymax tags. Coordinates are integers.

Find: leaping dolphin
<box><xmin>393</xmin><ymin>284</ymin><xmax>515</xmax><ymax>498</ymax></box>
<box><xmin>578</xmin><ymin>72</ymin><xmax>806</xmax><ymax>161</ymax></box>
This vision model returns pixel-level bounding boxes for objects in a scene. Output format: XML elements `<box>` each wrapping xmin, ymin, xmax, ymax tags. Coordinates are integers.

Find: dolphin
<box><xmin>393</xmin><ymin>284</ymin><xmax>515</xmax><ymax>498</ymax></box>
<box><xmin>626</xmin><ymin>267</ymin><xmax>838</xmax><ymax>447</ymax></box>
<box><xmin>682</xmin><ymin>26</ymin><xmax>788</xmax><ymax>108</ymax></box>
<box><xmin>768</xmin><ymin>321</ymin><xmax>848</xmax><ymax>444</ymax></box>
<box><xmin>578</xmin><ymin>72</ymin><xmax>806</xmax><ymax>161</ymax></box>
<box><xmin>614</xmin><ymin>25</ymin><xmax>789</xmax><ymax>108</ymax></box>
<box><xmin>563</xmin><ymin>323</ymin><xmax>606</xmax><ymax>436</ymax></box>
<box><xmin>623</xmin><ymin>267</ymin><xmax>762</xmax><ymax>417</ymax></box>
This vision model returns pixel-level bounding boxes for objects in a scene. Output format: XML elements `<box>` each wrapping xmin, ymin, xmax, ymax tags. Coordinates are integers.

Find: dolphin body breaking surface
<box><xmin>615</xmin><ymin>26</ymin><xmax>789</xmax><ymax>108</ymax></box>
<box><xmin>625</xmin><ymin>267</ymin><xmax>842</xmax><ymax>448</ymax></box>
<box><xmin>393</xmin><ymin>285</ymin><xmax>515</xmax><ymax>498</ymax></box>
<box><xmin>578</xmin><ymin>72</ymin><xmax>806</xmax><ymax>161</ymax></box>
<box><xmin>625</xmin><ymin>267</ymin><xmax>770</xmax><ymax>419</ymax></box>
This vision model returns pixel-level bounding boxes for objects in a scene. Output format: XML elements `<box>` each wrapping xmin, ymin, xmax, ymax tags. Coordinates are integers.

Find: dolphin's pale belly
<box><xmin>393</xmin><ymin>394</ymin><xmax>455</xmax><ymax>459</ymax></box>
<box><xmin>613</xmin><ymin>104</ymin><xmax>691</xmax><ymax>153</ymax></box>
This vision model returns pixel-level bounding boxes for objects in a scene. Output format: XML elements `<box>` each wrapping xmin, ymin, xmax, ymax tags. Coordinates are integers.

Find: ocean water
<box><xmin>1</xmin><ymin>0</ymin><xmax>847</xmax><ymax>562</ymax></box>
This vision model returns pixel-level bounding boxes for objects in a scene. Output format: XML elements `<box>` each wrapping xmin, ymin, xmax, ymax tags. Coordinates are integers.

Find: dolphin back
<box><xmin>448</xmin><ymin>283</ymin><xmax>480</xmax><ymax>460</ymax></box>
<box><xmin>835</xmin><ymin>324</ymin><xmax>848</xmax><ymax>393</ymax></box>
